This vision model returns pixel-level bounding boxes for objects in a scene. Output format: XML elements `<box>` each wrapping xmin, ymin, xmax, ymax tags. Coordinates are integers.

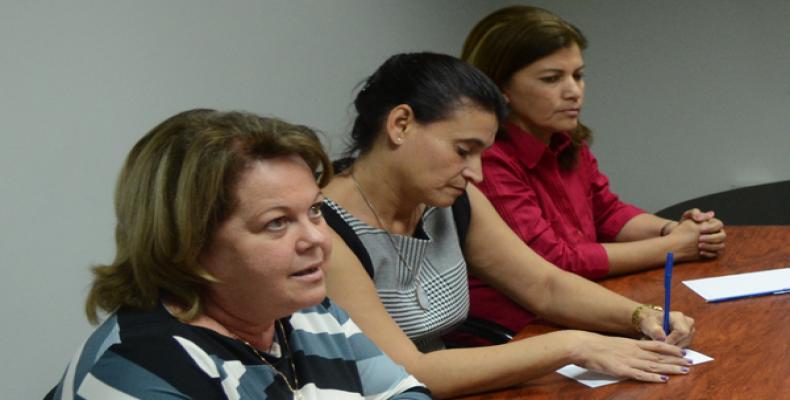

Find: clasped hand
<box><xmin>669</xmin><ymin>208</ymin><xmax>726</xmax><ymax>259</ymax></box>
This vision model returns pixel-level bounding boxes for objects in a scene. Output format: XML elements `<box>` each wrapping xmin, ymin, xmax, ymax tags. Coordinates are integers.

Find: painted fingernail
<box><xmin>661</xmin><ymin>375</ymin><xmax>669</xmax><ymax>381</ymax></box>
<box><xmin>681</xmin><ymin>349</ymin><xmax>687</xmax><ymax>356</ymax></box>
<box><xmin>681</xmin><ymin>367</ymin><xmax>690</xmax><ymax>373</ymax></box>
<box><xmin>686</xmin><ymin>358</ymin><xmax>694</xmax><ymax>364</ymax></box>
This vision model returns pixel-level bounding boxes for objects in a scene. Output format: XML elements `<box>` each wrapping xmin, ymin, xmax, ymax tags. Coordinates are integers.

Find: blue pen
<box><xmin>707</xmin><ymin>288</ymin><xmax>790</xmax><ymax>303</ymax></box>
<box><xmin>663</xmin><ymin>252</ymin><xmax>674</xmax><ymax>334</ymax></box>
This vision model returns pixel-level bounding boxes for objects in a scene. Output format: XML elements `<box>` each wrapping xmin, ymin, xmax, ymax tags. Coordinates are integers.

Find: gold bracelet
<box><xmin>631</xmin><ymin>304</ymin><xmax>663</xmax><ymax>334</ymax></box>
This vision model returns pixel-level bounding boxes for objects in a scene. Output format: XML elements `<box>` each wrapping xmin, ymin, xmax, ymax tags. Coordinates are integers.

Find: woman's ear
<box><xmin>384</xmin><ymin>104</ymin><xmax>414</xmax><ymax>145</ymax></box>
<box><xmin>499</xmin><ymin>81</ymin><xmax>511</xmax><ymax>105</ymax></box>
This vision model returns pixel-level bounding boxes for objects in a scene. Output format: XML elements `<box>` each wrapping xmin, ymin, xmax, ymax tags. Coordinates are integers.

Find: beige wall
<box><xmin>0</xmin><ymin>1</ymin><xmax>494</xmax><ymax>396</ymax></box>
<box><xmin>2</xmin><ymin>0</ymin><xmax>788</xmax><ymax>396</ymax></box>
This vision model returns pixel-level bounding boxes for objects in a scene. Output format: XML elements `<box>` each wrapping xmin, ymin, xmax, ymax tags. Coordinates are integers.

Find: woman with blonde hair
<box><xmin>49</xmin><ymin>109</ymin><xmax>430</xmax><ymax>399</ymax></box>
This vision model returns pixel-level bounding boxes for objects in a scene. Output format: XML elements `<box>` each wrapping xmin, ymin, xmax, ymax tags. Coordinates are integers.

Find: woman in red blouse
<box><xmin>460</xmin><ymin>6</ymin><xmax>727</xmax><ymax>335</ymax></box>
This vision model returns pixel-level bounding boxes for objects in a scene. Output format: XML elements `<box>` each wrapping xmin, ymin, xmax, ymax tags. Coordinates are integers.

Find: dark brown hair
<box><xmin>344</xmin><ymin>52</ymin><xmax>507</xmax><ymax>159</ymax></box>
<box><xmin>463</xmin><ymin>5</ymin><xmax>591</xmax><ymax>169</ymax></box>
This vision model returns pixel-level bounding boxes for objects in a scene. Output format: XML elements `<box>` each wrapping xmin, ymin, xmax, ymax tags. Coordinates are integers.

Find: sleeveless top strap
<box><xmin>322</xmin><ymin>191</ymin><xmax>471</xmax><ymax>279</ymax></box>
<box><xmin>321</xmin><ymin>201</ymin><xmax>375</xmax><ymax>277</ymax></box>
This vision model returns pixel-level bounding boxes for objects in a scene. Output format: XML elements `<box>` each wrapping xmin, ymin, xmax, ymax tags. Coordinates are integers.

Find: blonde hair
<box><xmin>463</xmin><ymin>5</ymin><xmax>591</xmax><ymax>168</ymax></box>
<box><xmin>86</xmin><ymin>109</ymin><xmax>332</xmax><ymax>323</ymax></box>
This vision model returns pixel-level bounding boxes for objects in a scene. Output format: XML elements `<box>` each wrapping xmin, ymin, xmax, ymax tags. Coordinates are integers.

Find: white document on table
<box><xmin>555</xmin><ymin>349</ymin><xmax>713</xmax><ymax>388</ymax></box>
<box><xmin>682</xmin><ymin>267</ymin><xmax>790</xmax><ymax>302</ymax></box>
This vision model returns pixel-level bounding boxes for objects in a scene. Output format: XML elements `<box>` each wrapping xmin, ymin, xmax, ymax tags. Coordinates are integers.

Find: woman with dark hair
<box><xmin>462</xmin><ymin>5</ymin><xmax>726</xmax><ymax>336</ymax></box>
<box><xmin>321</xmin><ymin>52</ymin><xmax>697</xmax><ymax>398</ymax></box>
<box><xmin>50</xmin><ymin>109</ymin><xmax>430</xmax><ymax>399</ymax></box>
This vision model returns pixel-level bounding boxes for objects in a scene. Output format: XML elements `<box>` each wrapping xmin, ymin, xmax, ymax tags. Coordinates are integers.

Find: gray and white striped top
<box><xmin>323</xmin><ymin>198</ymin><xmax>470</xmax><ymax>352</ymax></box>
<box><xmin>51</xmin><ymin>299</ymin><xmax>429</xmax><ymax>399</ymax></box>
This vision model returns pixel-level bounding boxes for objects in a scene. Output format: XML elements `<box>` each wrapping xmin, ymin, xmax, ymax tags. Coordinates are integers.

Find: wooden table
<box><xmin>457</xmin><ymin>226</ymin><xmax>790</xmax><ymax>399</ymax></box>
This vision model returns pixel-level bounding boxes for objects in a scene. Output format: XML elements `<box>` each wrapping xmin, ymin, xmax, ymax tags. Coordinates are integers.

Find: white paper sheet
<box><xmin>555</xmin><ymin>349</ymin><xmax>714</xmax><ymax>388</ymax></box>
<box><xmin>682</xmin><ymin>268</ymin><xmax>790</xmax><ymax>302</ymax></box>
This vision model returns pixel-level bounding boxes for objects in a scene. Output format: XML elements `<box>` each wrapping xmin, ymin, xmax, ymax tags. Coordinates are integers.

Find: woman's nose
<box><xmin>462</xmin><ymin>156</ymin><xmax>484</xmax><ymax>184</ymax></box>
<box><xmin>296</xmin><ymin>220</ymin><xmax>327</xmax><ymax>252</ymax></box>
<box><xmin>563</xmin><ymin>77</ymin><xmax>583</xmax><ymax>100</ymax></box>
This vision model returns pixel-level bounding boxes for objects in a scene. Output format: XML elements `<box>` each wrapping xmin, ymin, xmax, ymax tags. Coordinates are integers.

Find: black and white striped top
<box><xmin>323</xmin><ymin>197</ymin><xmax>470</xmax><ymax>352</ymax></box>
<box><xmin>50</xmin><ymin>300</ymin><xmax>430</xmax><ymax>399</ymax></box>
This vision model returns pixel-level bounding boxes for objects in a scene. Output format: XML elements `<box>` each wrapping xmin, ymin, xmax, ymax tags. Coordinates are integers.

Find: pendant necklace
<box><xmin>241</xmin><ymin>320</ymin><xmax>303</xmax><ymax>400</ymax></box>
<box><xmin>350</xmin><ymin>172</ymin><xmax>430</xmax><ymax>310</ymax></box>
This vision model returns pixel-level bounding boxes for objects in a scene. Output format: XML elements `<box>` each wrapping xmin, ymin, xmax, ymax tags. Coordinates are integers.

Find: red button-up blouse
<box><xmin>468</xmin><ymin>123</ymin><xmax>644</xmax><ymax>334</ymax></box>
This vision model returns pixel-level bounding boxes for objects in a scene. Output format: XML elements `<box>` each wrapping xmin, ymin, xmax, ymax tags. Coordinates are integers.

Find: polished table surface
<box><xmin>457</xmin><ymin>226</ymin><xmax>790</xmax><ymax>399</ymax></box>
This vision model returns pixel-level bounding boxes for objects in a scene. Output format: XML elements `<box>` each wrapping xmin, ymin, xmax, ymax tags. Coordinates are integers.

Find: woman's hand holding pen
<box><xmin>636</xmin><ymin>308</ymin><xmax>696</xmax><ymax>348</ymax></box>
<box><xmin>570</xmin><ymin>331</ymin><xmax>695</xmax><ymax>383</ymax></box>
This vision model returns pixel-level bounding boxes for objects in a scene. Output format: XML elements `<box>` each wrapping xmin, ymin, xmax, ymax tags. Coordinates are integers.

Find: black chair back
<box><xmin>656</xmin><ymin>180</ymin><xmax>790</xmax><ymax>225</ymax></box>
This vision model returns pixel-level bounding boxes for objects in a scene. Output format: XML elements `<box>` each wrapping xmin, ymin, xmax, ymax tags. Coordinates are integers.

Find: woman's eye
<box><xmin>573</xmin><ymin>72</ymin><xmax>584</xmax><ymax>81</ymax></box>
<box><xmin>308</xmin><ymin>203</ymin><xmax>323</xmax><ymax>218</ymax></box>
<box><xmin>456</xmin><ymin>146</ymin><xmax>471</xmax><ymax>158</ymax></box>
<box><xmin>265</xmin><ymin>217</ymin><xmax>288</xmax><ymax>231</ymax></box>
<box><xmin>539</xmin><ymin>75</ymin><xmax>560</xmax><ymax>83</ymax></box>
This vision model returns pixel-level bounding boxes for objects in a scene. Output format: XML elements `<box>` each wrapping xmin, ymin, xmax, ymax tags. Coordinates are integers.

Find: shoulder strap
<box><xmin>451</xmin><ymin>191</ymin><xmax>471</xmax><ymax>246</ymax></box>
<box><xmin>321</xmin><ymin>192</ymin><xmax>471</xmax><ymax>279</ymax></box>
<box><xmin>321</xmin><ymin>202</ymin><xmax>375</xmax><ymax>278</ymax></box>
